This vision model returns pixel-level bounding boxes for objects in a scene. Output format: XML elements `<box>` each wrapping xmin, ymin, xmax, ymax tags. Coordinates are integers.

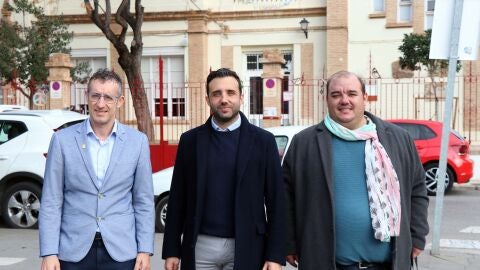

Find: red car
<box><xmin>388</xmin><ymin>119</ymin><xmax>474</xmax><ymax>195</ymax></box>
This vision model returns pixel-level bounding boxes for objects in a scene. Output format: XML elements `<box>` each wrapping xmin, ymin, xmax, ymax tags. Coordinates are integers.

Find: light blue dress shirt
<box><xmin>211</xmin><ymin>115</ymin><xmax>241</xmax><ymax>132</ymax></box>
<box><xmin>85</xmin><ymin>119</ymin><xmax>117</xmax><ymax>188</ymax></box>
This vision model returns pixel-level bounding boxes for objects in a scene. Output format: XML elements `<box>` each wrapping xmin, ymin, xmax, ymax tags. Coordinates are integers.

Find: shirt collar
<box><xmin>86</xmin><ymin>118</ymin><xmax>118</xmax><ymax>138</ymax></box>
<box><xmin>211</xmin><ymin>114</ymin><xmax>241</xmax><ymax>132</ymax></box>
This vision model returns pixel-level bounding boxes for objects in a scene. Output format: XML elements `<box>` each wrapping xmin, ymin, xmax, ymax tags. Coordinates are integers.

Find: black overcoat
<box><xmin>162</xmin><ymin>112</ymin><xmax>286</xmax><ymax>270</ymax></box>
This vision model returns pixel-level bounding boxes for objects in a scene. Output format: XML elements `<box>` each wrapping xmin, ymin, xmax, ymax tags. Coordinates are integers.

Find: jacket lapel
<box><xmin>194</xmin><ymin>121</ymin><xmax>210</xmax><ymax>231</ymax></box>
<box><xmin>101</xmin><ymin>123</ymin><xmax>126</xmax><ymax>189</ymax></box>
<box><xmin>74</xmin><ymin>120</ymin><xmax>100</xmax><ymax>190</ymax></box>
<box><xmin>316</xmin><ymin>122</ymin><xmax>334</xmax><ymax>200</ymax></box>
<box><xmin>235</xmin><ymin>113</ymin><xmax>254</xmax><ymax>186</ymax></box>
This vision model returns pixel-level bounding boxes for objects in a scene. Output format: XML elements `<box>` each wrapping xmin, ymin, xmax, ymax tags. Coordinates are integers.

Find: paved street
<box><xmin>1</xmin><ymin>157</ymin><xmax>479</xmax><ymax>269</ymax></box>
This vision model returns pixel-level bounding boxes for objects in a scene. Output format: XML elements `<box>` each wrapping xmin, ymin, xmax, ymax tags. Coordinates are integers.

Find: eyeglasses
<box><xmin>88</xmin><ymin>92</ymin><xmax>119</xmax><ymax>104</ymax></box>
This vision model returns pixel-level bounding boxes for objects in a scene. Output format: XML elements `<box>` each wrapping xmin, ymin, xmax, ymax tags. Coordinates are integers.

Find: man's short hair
<box><xmin>87</xmin><ymin>68</ymin><xmax>123</xmax><ymax>97</ymax></box>
<box><xmin>326</xmin><ymin>71</ymin><xmax>366</xmax><ymax>95</ymax></box>
<box><xmin>205</xmin><ymin>68</ymin><xmax>243</xmax><ymax>96</ymax></box>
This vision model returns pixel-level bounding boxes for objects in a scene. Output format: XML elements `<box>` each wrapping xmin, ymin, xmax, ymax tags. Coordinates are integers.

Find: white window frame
<box><xmin>424</xmin><ymin>0</ymin><xmax>435</xmax><ymax>29</ymax></box>
<box><xmin>161</xmin><ymin>56</ymin><xmax>185</xmax><ymax>118</ymax></box>
<box><xmin>398</xmin><ymin>0</ymin><xmax>413</xmax><ymax>22</ymax></box>
<box><xmin>142</xmin><ymin>47</ymin><xmax>186</xmax><ymax>119</ymax></box>
<box><xmin>372</xmin><ymin>0</ymin><xmax>385</xmax><ymax>13</ymax></box>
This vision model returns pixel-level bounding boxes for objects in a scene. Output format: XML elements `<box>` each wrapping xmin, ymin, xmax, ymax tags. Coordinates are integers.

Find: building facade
<box><xmin>1</xmin><ymin>0</ymin><xmax>479</xmax><ymax>147</ymax></box>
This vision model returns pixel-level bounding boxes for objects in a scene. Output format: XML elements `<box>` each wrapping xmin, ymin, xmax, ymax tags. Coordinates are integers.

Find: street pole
<box><xmin>431</xmin><ymin>0</ymin><xmax>464</xmax><ymax>256</ymax></box>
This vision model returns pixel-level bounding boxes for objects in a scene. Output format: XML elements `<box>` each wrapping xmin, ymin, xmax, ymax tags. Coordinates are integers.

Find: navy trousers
<box><xmin>60</xmin><ymin>234</ymin><xmax>136</xmax><ymax>270</ymax></box>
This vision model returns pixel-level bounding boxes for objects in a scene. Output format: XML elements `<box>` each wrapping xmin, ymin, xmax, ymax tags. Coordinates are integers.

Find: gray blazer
<box><xmin>283</xmin><ymin>112</ymin><xmax>429</xmax><ymax>270</ymax></box>
<box><xmin>39</xmin><ymin>120</ymin><xmax>155</xmax><ymax>262</ymax></box>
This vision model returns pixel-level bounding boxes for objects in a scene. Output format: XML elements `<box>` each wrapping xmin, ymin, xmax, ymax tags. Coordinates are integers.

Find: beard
<box><xmin>212</xmin><ymin>109</ymin><xmax>240</xmax><ymax>124</ymax></box>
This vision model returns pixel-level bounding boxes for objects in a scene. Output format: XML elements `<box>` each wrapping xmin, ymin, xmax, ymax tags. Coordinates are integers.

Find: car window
<box><xmin>451</xmin><ymin>129</ymin><xmax>466</xmax><ymax>141</ymax></box>
<box><xmin>393</xmin><ymin>123</ymin><xmax>436</xmax><ymax>140</ymax></box>
<box><xmin>274</xmin><ymin>135</ymin><xmax>289</xmax><ymax>159</ymax></box>
<box><xmin>55</xmin><ymin>119</ymin><xmax>85</xmax><ymax>131</ymax></box>
<box><xmin>0</xmin><ymin>120</ymin><xmax>28</xmax><ymax>144</ymax></box>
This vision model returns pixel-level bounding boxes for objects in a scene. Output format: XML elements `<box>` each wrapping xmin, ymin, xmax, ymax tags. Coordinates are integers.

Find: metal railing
<box><xmin>6</xmin><ymin>75</ymin><xmax>480</xmax><ymax>149</ymax></box>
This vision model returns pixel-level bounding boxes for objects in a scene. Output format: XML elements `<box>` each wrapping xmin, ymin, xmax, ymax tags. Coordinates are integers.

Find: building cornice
<box><xmin>58</xmin><ymin>7</ymin><xmax>326</xmax><ymax>24</ymax></box>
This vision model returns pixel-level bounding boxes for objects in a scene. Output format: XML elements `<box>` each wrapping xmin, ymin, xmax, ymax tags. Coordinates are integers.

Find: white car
<box><xmin>0</xmin><ymin>110</ymin><xmax>88</xmax><ymax>228</ymax></box>
<box><xmin>0</xmin><ymin>105</ymin><xmax>28</xmax><ymax>113</ymax></box>
<box><xmin>152</xmin><ymin>166</ymin><xmax>173</xmax><ymax>232</ymax></box>
<box><xmin>152</xmin><ymin>125</ymin><xmax>309</xmax><ymax>232</ymax></box>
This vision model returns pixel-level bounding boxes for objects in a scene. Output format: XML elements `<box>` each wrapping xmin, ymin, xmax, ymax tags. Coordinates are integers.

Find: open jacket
<box><xmin>162</xmin><ymin>112</ymin><xmax>286</xmax><ymax>270</ymax></box>
<box><xmin>283</xmin><ymin>112</ymin><xmax>429</xmax><ymax>270</ymax></box>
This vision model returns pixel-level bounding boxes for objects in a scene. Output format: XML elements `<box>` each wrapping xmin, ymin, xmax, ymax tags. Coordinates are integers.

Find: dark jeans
<box><xmin>60</xmin><ymin>233</ymin><xmax>136</xmax><ymax>270</ymax></box>
<box><xmin>336</xmin><ymin>262</ymin><xmax>391</xmax><ymax>270</ymax></box>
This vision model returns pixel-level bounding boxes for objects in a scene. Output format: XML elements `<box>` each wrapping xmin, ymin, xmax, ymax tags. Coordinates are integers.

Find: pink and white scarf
<box><xmin>324</xmin><ymin>114</ymin><xmax>401</xmax><ymax>242</ymax></box>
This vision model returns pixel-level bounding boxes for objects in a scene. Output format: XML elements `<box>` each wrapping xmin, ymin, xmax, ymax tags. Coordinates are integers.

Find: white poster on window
<box><xmin>429</xmin><ymin>0</ymin><xmax>480</xmax><ymax>60</ymax></box>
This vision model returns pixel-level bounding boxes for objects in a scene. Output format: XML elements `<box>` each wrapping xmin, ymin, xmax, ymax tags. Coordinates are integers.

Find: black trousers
<box><xmin>60</xmin><ymin>234</ymin><xmax>136</xmax><ymax>270</ymax></box>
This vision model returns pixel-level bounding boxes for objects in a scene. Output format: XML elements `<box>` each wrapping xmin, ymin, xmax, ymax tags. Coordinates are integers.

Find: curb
<box><xmin>453</xmin><ymin>179</ymin><xmax>480</xmax><ymax>191</ymax></box>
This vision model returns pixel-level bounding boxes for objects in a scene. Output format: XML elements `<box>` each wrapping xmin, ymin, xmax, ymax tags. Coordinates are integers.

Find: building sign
<box><xmin>50</xmin><ymin>81</ymin><xmax>62</xmax><ymax>99</ymax></box>
<box><xmin>264</xmin><ymin>79</ymin><xmax>277</xmax><ymax>97</ymax></box>
<box><xmin>235</xmin><ymin>0</ymin><xmax>296</xmax><ymax>10</ymax></box>
<box><xmin>430</xmin><ymin>0</ymin><xmax>480</xmax><ymax>60</ymax></box>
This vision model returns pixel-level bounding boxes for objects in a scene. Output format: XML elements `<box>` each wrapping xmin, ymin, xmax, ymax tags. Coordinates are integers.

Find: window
<box><xmin>55</xmin><ymin>120</ymin><xmax>86</xmax><ymax>131</ymax></box>
<box><xmin>249</xmin><ymin>76</ymin><xmax>263</xmax><ymax>114</ymax></box>
<box><xmin>247</xmin><ymin>54</ymin><xmax>263</xmax><ymax>70</ymax></box>
<box><xmin>71</xmin><ymin>56</ymin><xmax>107</xmax><ymax>112</ymax></box>
<box><xmin>72</xmin><ymin>57</ymin><xmax>107</xmax><ymax>78</ymax></box>
<box><xmin>425</xmin><ymin>0</ymin><xmax>435</xmax><ymax>29</ymax></box>
<box><xmin>373</xmin><ymin>0</ymin><xmax>385</xmax><ymax>12</ymax></box>
<box><xmin>427</xmin><ymin>0</ymin><xmax>435</xmax><ymax>11</ymax></box>
<box><xmin>398</xmin><ymin>0</ymin><xmax>412</xmax><ymax>22</ymax></box>
<box><xmin>393</xmin><ymin>123</ymin><xmax>436</xmax><ymax>140</ymax></box>
<box><xmin>146</xmin><ymin>55</ymin><xmax>185</xmax><ymax>118</ymax></box>
<box><xmin>0</xmin><ymin>121</ymin><xmax>27</xmax><ymax>144</ymax></box>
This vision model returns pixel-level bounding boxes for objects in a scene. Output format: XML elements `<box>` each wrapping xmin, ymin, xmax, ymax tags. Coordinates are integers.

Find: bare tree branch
<box><xmin>131</xmin><ymin>0</ymin><xmax>143</xmax><ymax>54</ymax></box>
<box><xmin>115</xmin><ymin>0</ymin><xmax>129</xmax><ymax>44</ymax></box>
<box><xmin>86</xmin><ymin>0</ymin><xmax>153</xmax><ymax>140</ymax></box>
<box><xmin>90</xmin><ymin>0</ymin><xmax>128</xmax><ymax>55</ymax></box>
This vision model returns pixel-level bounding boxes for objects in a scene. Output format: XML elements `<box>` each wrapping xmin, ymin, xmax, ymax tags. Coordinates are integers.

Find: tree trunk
<box><xmin>87</xmin><ymin>0</ymin><xmax>154</xmax><ymax>142</ymax></box>
<box><xmin>122</xmin><ymin>57</ymin><xmax>154</xmax><ymax>141</ymax></box>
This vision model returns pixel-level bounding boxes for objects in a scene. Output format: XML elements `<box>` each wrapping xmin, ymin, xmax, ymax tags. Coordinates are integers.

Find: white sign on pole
<box><xmin>429</xmin><ymin>0</ymin><xmax>480</xmax><ymax>60</ymax></box>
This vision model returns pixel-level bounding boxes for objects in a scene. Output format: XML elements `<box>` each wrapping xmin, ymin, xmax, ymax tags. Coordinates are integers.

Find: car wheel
<box><xmin>1</xmin><ymin>182</ymin><xmax>41</xmax><ymax>229</ymax></box>
<box><xmin>424</xmin><ymin>163</ymin><xmax>455</xmax><ymax>196</ymax></box>
<box><xmin>155</xmin><ymin>196</ymin><xmax>168</xmax><ymax>233</ymax></box>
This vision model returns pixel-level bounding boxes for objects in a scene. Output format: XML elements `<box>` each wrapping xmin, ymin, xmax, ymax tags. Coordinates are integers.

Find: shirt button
<box><xmin>98</xmin><ymin>193</ymin><xmax>104</xmax><ymax>199</ymax></box>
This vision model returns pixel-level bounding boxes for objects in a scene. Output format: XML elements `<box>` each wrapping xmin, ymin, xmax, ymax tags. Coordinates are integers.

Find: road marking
<box><xmin>425</xmin><ymin>239</ymin><xmax>480</xmax><ymax>250</ymax></box>
<box><xmin>460</xmin><ymin>226</ymin><xmax>480</xmax><ymax>234</ymax></box>
<box><xmin>0</xmin><ymin>257</ymin><xmax>26</xmax><ymax>266</ymax></box>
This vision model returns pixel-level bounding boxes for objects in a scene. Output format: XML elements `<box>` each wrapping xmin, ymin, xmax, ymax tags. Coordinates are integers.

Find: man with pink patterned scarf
<box><xmin>283</xmin><ymin>71</ymin><xmax>429</xmax><ymax>270</ymax></box>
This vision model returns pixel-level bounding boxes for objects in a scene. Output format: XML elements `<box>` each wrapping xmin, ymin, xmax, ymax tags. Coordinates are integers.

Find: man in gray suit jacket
<box><xmin>284</xmin><ymin>71</ymin><xmax>429</xmax><ymax>270</ymax></box>
<box><xmin>39</xmin><ymin>69</ymin><xmax>155</xmax><ymax>270</ymax></box>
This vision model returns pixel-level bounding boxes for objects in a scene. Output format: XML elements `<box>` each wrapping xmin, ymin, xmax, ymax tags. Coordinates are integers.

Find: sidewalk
<box><xmin>417</xmin><ymin>155</ymin><xmax>480</xmax><ymax>270</ymax></box>
<box><xmin>417</xmin><ymin>248</ymin><xmax>480</xmax><ymax>270</ymax></box>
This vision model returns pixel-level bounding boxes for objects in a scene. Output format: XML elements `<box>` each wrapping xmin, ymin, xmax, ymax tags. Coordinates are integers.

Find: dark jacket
<box><xmin>283</xmin><ymin>112</ymin><xmax>429</xmax><ymax>270</ymax></box>
<box><xmin>162</xmin><ymin>112</ymin><xmax>286</xmax><ymax>270</ymax></box>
